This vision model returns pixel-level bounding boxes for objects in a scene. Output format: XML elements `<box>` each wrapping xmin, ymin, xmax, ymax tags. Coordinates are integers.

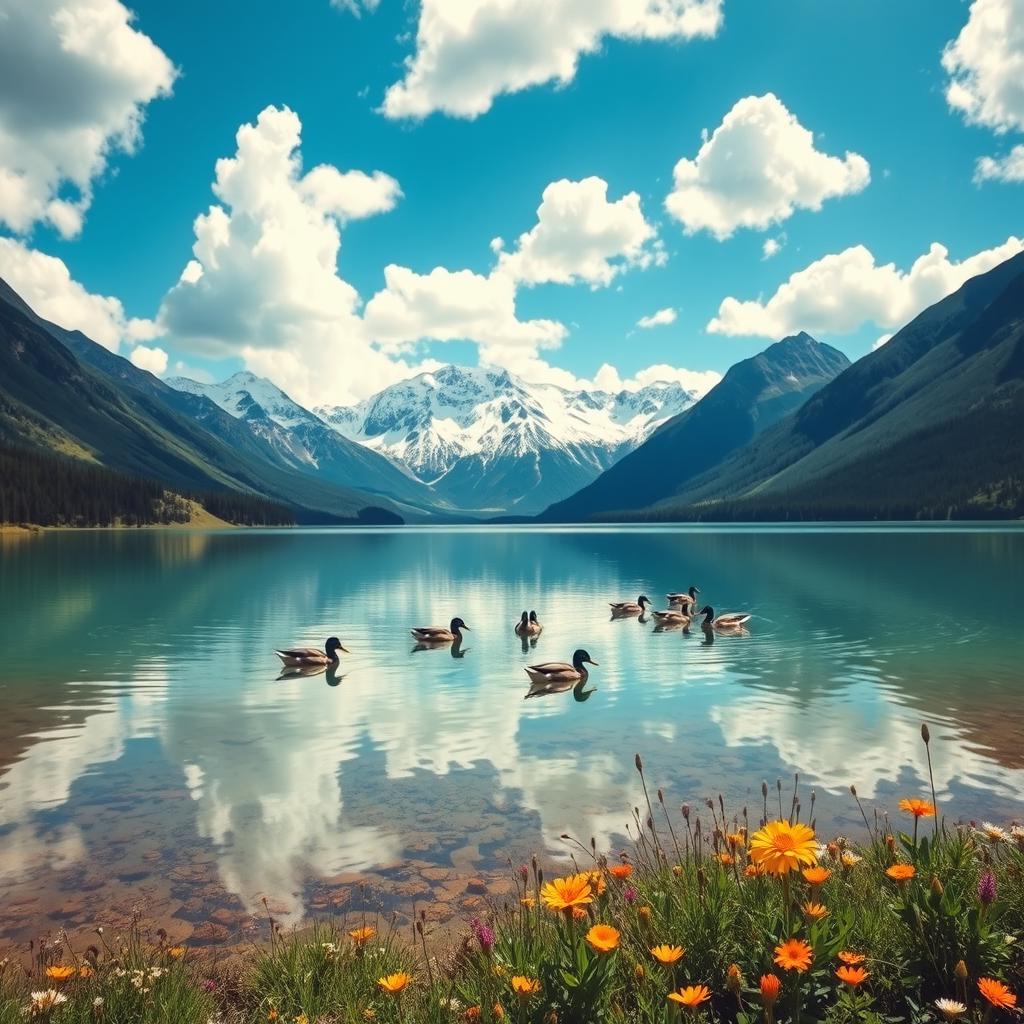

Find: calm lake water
<box><xmin>1</xmin><ymin>525</ymin><xmax>1022</xmax><ymax>947</ymax></box>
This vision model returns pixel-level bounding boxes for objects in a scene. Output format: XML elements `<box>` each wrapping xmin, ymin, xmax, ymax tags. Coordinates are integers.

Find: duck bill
<box><xmin>586</xmin><ymin>659</ymin><xmax>599</xmax><ymax>666</ymax></box>
<box><xmin>340</xmin><ymin>646</ymin><xmax>351</xmax><ymax>654</ymax></box>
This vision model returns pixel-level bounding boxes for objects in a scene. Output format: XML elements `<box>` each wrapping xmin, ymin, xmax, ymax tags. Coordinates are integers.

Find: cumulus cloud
<box><xmin>497</xmin><ymin>177</ymin><xmax>663</xmax><ymax>287</ymax></box>
<box><xmin>707</xmin><ymin>236</ymin><xmax>1024</xmax><ymax>338</ymax></box>
<box><xmin>129</xmin><ymin>344</ymin><xmax>168</xmax><ymax>374</ymax></box>
<box><xmin>592</xmin><ymin>361</ymin><xmax>720</xmax><ymax>396</ymax></box>
<box><xmin>762</xmin><ymin>235</ymin><xmax>785</xmax><ymax>259</ymax></box>
<box><xmin>0</xmin><ymin>0</ymin><xmax>176</xmax><ymax>237</ymax></box>
<box><xmin>381</xmin><ymin>0</ymin><xmax>723</xmax><ymax>120</ymax></box>
<box><xmin>872</xmin><ymin>333</ymin><xmax>893</xmax><ymax>351</ymax></box>
<box><xmin>665</xmin><ymin>94</ymin><xmax>870</xmax><ymax>239</ymax></box>
<box><xmin>157</xmin><ymin>105</ymin><xmax>425</xmax><ymax>407</ymax></box>
<box><xmin>0</xmin><ymin>237</ymin><xmax>156</xmax><ymax>351</ymax></box>
<box><xmin>636</xmin><ymin>307</ymin><xmax>677</xmax><ymax>329</ymax></box>
<box><xmin>974</xmin><ymin>144</ymin><xmax>1024</xmax><ymax>183</ymax></box>
<box><xmin>943</xmin><ymin>0</ymin><xmax>1024</xmax><ymax>134</ymax></box>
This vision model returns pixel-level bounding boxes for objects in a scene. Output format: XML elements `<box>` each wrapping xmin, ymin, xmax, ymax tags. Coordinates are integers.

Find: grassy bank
<box><xmin>2</xmin><ymin>731</ymin><xmax>1021</xmax><ymax>1024</ymax></box>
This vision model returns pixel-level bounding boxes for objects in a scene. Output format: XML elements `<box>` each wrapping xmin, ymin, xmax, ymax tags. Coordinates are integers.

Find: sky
<box><xmin>0</xmin><ymin>0</ymin><xmax>1022</xmax><ymax>408</ymax></box>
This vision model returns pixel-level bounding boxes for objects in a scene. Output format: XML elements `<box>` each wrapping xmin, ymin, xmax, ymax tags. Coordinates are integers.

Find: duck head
<box><xmin>325</xmin><ymin>636</ymin><xmax>350</xmax><ymax>655</ymax></box>
<box><xmin>689</xmin><ymin>586</ymin><xmax>701</xmax><ymax>599</ymax></box>
<box><xmin>529</xmin><ymin>610</ymin><xmax>539</xmax><ymax>623</ymax></box>
<box><xmin>520</xmin><ymin>611</ymin><xmax>529</xmax><ymax>625</ymax></box>
<box><xmin>571</xmin><ymin>648</ymin><xmax>598</xmax><ymax>669</ymax></box>
<box><xmin>638</xmin><ymin>595</ymin><xmax>651</xmax><ymax>607</ymax></box>
<box><xmin>450</xmin><ymin>617</ymin><xmax>470</xmax><ymax>633</ymax></box>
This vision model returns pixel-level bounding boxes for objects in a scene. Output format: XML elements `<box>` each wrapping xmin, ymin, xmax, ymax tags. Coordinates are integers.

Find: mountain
<box><xmin>164</xmin><ymin>371</ymin><xmax>439</xmax><ymax>511</ymax></box>
<box><xmin>316</xmin><ymin>364</ymin><xmax>698</xmax><ymax>514</ymax></box>
<box><xmin>0</xmin><ymin>278</ymin><xmax>406</xmax><ymax>523</ymax></box>
<box><xmin>617</xmin><ymin>251</ymin><xmax>1024</xmax><ymax>520</ymax></box>
<box><xmin>541</xmin><ymin>333</ymin><xmax>850</xmax><ymax>521</ymax></box>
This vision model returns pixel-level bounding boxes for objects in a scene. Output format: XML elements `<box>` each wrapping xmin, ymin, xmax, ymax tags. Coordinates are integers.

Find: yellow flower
<box><xmin>586</xmin><ymin>871</ymin><xmax>607</xmax><ymax>896</ymax></box>
<box><xmin>520</xmin><ymin>896</ymin><xmax>536</xmax><ymax>909</ymax></box>
<box><xmin>668</xmin><ymin>985</ymin><xmax>711</xmax><ymax>1008</ymax></box>
<box><xmin>650</xmin><ymin>944</ymin><xmax>685</xmax><ymax>965</ymax></box>
<box><xmin>585</xmin><ymin>924</ymin><xmax>620</xmax><ymax>953</ymax></box>
<box><xmin>511</xmin><ymin>976</ymin><xmax>541</xmax><ymax>1000</ymax></box>
<box><xmin>899</xmin><ymin>798</ymin><xmax>935</xmax><ymax>818</ymax></box>
<box><xmin>802</xmin><ymin>902</ymin><xmax>828</xmax><ymax>921</ymax></box>
<box><xmin>748</xmin><ymin>821</ymin><xmax>818</xmax><ymax>875</ymax></box>
<box><xmin>168</xmin><ymin>946</ymin><xmax>187</xmax><ymax>959</ymax></box>
<box><xmin>774</xmin><ymin>938</ymin><xmax>813</xmax><ymax>973</ymax></box>
<box><xmin>377</xmin><ymin>972</ymin><xmax>412</xmax><ymax>995</ymax></box>
<box><xmin>349</xmin><ymin>926</ymin><xmax>376</xmax><ymax>944</ymax></box>
<box><xmin>840</xmin><ymin>851</ymin><xmax>862</xmax><ymax>867</ymax></box>
<box><xmin>44</xmin><ymin>966</ymin><xmax>75</xmax><ymax>982</ymax></box>
<box><xmin>540</xmin><ymin>874</ymin><xmax>593</xmax><ymax>913</ymax></box>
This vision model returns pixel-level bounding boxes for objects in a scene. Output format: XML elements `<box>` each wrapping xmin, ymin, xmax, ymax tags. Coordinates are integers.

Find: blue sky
<box><xmin>0</xmin><ymin>0</ymin><xmax>1022</xmax><ymax>407</ymax></box>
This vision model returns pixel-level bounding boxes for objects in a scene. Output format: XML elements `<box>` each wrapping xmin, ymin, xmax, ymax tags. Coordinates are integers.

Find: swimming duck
<box><xmin>514</xmin><ymin>611</ymin><xmax>543</xmax><ymax>637</ymax></box>
<box><xmin>411</xmin><ymin>617</ymin><xmax>470</xmax><ymax>643</ymax></box>
<box><xmin>698</xmin><ymin>605</ymin><xmax>751</xmax><ymax>630</ymax></box>
<box><xmin>529</xmin><ymin>610</ymin><xmax>543</xmax><ymax>634</ymax></box>
<box><xmin>524</xmin><ymin>649</ymin><xmax>597</xmax><ymax>688</ymax></box>
<box><xmin>609</xmin><ymin>595</ymin><xmax>652</xmax><ymax>616</ymax></box>
<box><xmin>667</xmin><ymin>586</ymin><xmax>700</xmax><ymax>611</ymax></box>
<box><xmin>274</xmin><ymin>636</ymin><xmax>348</xmax><ymax>667</ymax></box>
<box><xmin>651</xmin><ymin>607</ymin><xmax>692</xmax><ymax>628</ymax></box>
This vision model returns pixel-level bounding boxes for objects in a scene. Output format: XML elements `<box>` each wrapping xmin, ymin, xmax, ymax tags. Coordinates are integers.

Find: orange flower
<box><xmin>349</xmin><ymin>926</ymin><xmax>376</xmax><ymax>944</ymax></box>
<box><xmin>802</xmin><ymin>902</ymin><xmax>828</xmax><ymax>921</ymax></box>
<box><xmin>540</xmin><ymin>874</ymin><xmax>593</xmax><ymax>912</ymax></box>
<box><xmin>749</xmin><ymin>821</ymin><xmax>818</xmax><ymax>875</ymax></box>
<box><xmin>886</xmin><ymin>864</ymin><xmax>916</xmax><ymax>882</ymax></box>
<box><xmin>716</xmin><ymin>852</ymin><xmax>735</xmax><ymax>866</ymax></box>
<box><xmin>727</xmin><ymin>831</ymin><xmax>746</xmax><ymax>848</ymax></box>
<box><xmin>76</xmin><ymin>966</ymin><xmax>93</xmax><ymax>979</ymax></box>
<box><xmin>650</xmin><ymin>944</ymin><xmax>685</xmax><ymax>965</ymax></box>
<box><xmin>267</xmin><ymin>1012</ymin><xmax>279</xmax><ymax>1022</ymax></box>
<box><xmin>586</xmin><ymin>871</ymin><xmax>608</xmax><ymax>896</ymax></box>
<box><xmin>608</xmin><ymin>864</ymin><xmax>633</xmax><ymax>880</ymax></box>
<box><xmin>726</xmin><ymin>964</ymin><xmax>743</xmax><ymax>993</ymax></box>
<box><xmin>637</xmin><ymin>905</ymin><xmax>652</xmax><ymax>923</ymax></box>
<box><xmin>978</xmin><ymin>978</ymin><xmax>1017</xmax><ymax>1009</ymax></box>
<box><xmin>668</xmin><ymin>985</ymin><xmax>711</xmax><ymax>1008</ymax></box>
<box><xmin>836</xmin><ymin>966</ymin><xmax>870</xmax><ymax>986</ymax></box>
<box><xmin>760</xmin><ymin>974</ymin><xmax>782</xmax><ymax>1005</ymax></box>
<box><xmin>838</xmin><ymin>951</ymin><xmax>866</xmax><ymax>965</ymax></box>
<box><xmin>168</xmin><ymin>946</ymin><xmax>187</xmax><ymax>959</ymax></box>
<box><xmin>899</xmin><ymin>798</ymin><xmax>936</xmax><ymax>819</ymax></box>
<box><xmin>511</xmin><ymin>976</ymin><xmax>541</xmax><ymax>1000</ymax></box>
<box><xmin>774</xmin><ymin>938</ymin><xmax>813</xmax><ymax>973</ymax></box>
<box><xmin>377</xmin><ymin>972</ymin><xmax>412</xmax><ymax>995</ymax></box>
<box><xmin>520</xmin><ymin>897</ymin><xmax>536</xmax><ymax>909</ymax></box>
<box><xmin>744</xmin><ymin>864</ymin><xmax>763</xmax><ymax>877</ymax></box>
<box><xmin>802</xmin><ymin>866</ymin><xmax>831</xmax><ymax>885</ymax></box>
<box><xmin>44</xmin><ymin>966</ymin><xmax>75</xmax><ymax>982</ymax></box>
<box><xmin>585</xmin><ymin>924</ymin><xmax>620</xmax><ymax>953</ymax></box>
<box><xmin>466</xmin><ymin>1008</ymin><xmax>503</xmax><ymax>1021</ymax></box>
<box><xmin>571</xmin><ymin>906</ymin><xmax>588</xmax><ymax>921</ymax></box>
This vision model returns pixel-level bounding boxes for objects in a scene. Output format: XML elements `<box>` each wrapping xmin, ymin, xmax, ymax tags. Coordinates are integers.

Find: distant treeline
<box><xmin>0</xmin><ymin>441</ymin><xmax>295</xmax><ymax>527</ymax></box>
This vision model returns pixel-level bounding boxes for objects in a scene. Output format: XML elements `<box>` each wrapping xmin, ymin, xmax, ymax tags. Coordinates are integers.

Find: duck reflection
<box><xmin>411</xmin><ymin>634</ymin><xmax>469</xmax><ymax>658</ymax></box>
<box><xmin>524</xmin><ymin>677</ymin><xmax>596</xmax><ymax>702</ymax></box>
<box><xmin>519</xmin><ymin>633</ymin><xmax>540</xmax><ymax>653</ymax></box>
<box><xmin>276</xmin><ymin>664</ymin><xmax>346</xmax><ymax>686</ymax></box>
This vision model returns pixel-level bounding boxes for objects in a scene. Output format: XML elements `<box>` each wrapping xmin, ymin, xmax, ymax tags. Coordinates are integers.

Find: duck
<box><xmin>697</xmin><ymin>605</ymin><xmax>751</xmax><ymax>630</ymax></box>
<box><xmin>274</xmin><ymin>636</ymin><xmax>348</xmax><ymax>667</ymax></box>
<box><xmin>410</xmin><ymin>617</ymin><xmax>470</xmax><ymax>643</ymax></box>
<box><xmin>609</xmin><ymin>595</ymin><xmax>652</xmax><ymax>616</ymax></box>
<box><xmin>514</xmin><ymin>611</ymin><xmax>543</xmax><ymax>637</ymax></box>
<box><xmin>524</xmin><ymin>649</ymin><xmax>597</xmax><ymax>688</ymax></box>
<box><xmin>651</xmin><ymin>607</ymin><xmax>692</xmax><ymax>629</ymax></box>
<box><xmin>666</xmin><ymin>586</ymin><xmax>700</xmax><ymax>611</ymax></box>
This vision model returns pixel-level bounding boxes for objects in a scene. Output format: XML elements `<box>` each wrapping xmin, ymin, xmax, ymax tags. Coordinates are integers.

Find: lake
<box><xmin>1</xmin><ymin>525</ymin><xmax>1022</xmax><ymax>948</ymax></box>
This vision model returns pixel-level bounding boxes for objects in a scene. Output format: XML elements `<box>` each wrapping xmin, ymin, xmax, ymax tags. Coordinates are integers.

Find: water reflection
<box><xmin>0</xmin><ymin>526</ymin><xmax>1022</xmax><ymax>940</ymax></box>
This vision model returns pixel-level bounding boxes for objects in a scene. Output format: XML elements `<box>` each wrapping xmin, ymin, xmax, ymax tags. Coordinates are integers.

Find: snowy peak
<box><xmin>166</xmin><ymin>371</ymin><xmax>313</xmax><ymax>429</ymax></box>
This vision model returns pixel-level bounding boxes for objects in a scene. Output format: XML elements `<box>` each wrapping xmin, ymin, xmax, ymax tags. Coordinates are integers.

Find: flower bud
<box><xmin>634</xmin><ymin>964</ymin><xmax>646</xmax><ymax>982</ymax></box>
<box><xmin>954</xmin><ymin>960</ymin><xmax>968</xmax><ymax>981</ymax></box>
<box><xmin>726</xmin><ymin>963</ymin><xmax>743</xmax><ymax>992</ymax></box>
<box><xmin>930</xmin><ymin>875</ymin><xmax>944</xmax><ymax>896</ymax></box>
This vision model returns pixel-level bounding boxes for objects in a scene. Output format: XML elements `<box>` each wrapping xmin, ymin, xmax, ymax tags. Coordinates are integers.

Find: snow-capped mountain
<box><xmin>316</xmin><ymin>365</ymin><xmax>698</xmax><ymax>514</ymax></box>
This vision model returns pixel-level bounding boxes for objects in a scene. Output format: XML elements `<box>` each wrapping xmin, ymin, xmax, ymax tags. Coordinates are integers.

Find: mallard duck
<box><xmin>667</xmin><ymin>586</ymin><xmax>700</xmax><ymax>611</ymax></box>
<box><xmin>697</xmin><ymin>605</ymin><xmax>751</xmax><ymax>630</ymax></box>
<box><xmin>514</xmin><ymin>611</ymin><xmax>543</xmax><ymax>637</ymax></box>
<box><xmin>410</xmin><ymin>617</ymin><xmax>470</xmax><ymax>643</ymax></box>
<box><xmin>609</xmin><ymin>595</ymin><xmax>652</xmax><ymax>616</ymax></box>
<box><xmin>524</xmin><ymin>649</ymin><xmax>597</xmax><ymax>688</ymax></box>
<box><xmin>529</xmin><ymin>610</ymin><xmax>543</xmax><ymax>634</ymax></box>
<box><xmin>651</xmin><ymin>607</ymin><xmax>691</xmax><ymax>628</ymax></box>
<box><xmin>274</xmin><ymin>636</ymin><xmax>348</xmax><ymax>667</ymax></box>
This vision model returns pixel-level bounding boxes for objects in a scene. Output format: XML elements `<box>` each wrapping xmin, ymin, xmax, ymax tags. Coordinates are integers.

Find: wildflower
<box><xmin>635</xmin><ymin>964</ymin><xmax>646</xmax><ymax>982</ymax></box>
<box><xmin>540</xmin><ymin>874</ymin><xmax>593</xmax><ymax>913</ymax></box>
<box><xmin>976</xmin><ymin>871</ymin><xmax>997</xmax><ymax>907</ymax></box>
<box><xmin>294</xmin><ymin>1016</ymin><xmax>308</xmax><ymax>1024</ymax></box>
<box><xmin>637</xmin><ymin>905</ymin><xmax>652</xmax><ymax>923</ymax></box>
<box><xmin>320</xmin><ymin>942</ymin><xmax>337</xmax><ymax>957</ymax></box>
<box><xmin>29</xmin><ymin>990</ymin><xmax>68</xmax><ymax>1016</ymax></box>
<box><xmin>836</xmin><ymin>966</ymin><xmax>870</xmax><ymax>986</ymax></box>
<box><xmin>744</xmin><ymin>864</ymin><xmax>762</xmax><ymax>877</ymax></box>
<box><xmin>886</xmin><ymin>863</ymin><xmax>916</xmax><ymax>882</ymax></box>
<box><xmin>716</xmin><ymin>852</ymin><xmax>734</xmax><ymax>866</ymax></box>
<box><xmin>899</xmin><ymin>798</ymin><xmax>935</xmax><ymax>818</ymax></box>
<box><xmin>349</xmin><ymin>926</ymin><xmax>376</xmax><ymax>944</ymax></box>
<box><xmin>377</xmin><ymin>972</ymin><xmax>412</xmax><ymax>995</ymax></box>
<box><xmin>518</xmin><ymin>864</ymin><xmax>529</xmax><ymax>880</ymax></box>
<box><xmin>934</xmin><ymin>998</ymin><xmax>967</xmax><ymax>1020</ymax></box>
<box><xmin>759</xmin><ymin>974</ymin><xmax>782</xmax><ymax>1005</ymax></box>
<box><xmin>773</xmin><ymin>938</ymin><xmax>813</xmax><ymax>973</ymax></box>
<box><xmin>977</xmin><ymin>978</ymin><xmax>1016</xmax><ymax>1009</ymax></box>
<box><xmin>571</xmin><ymin>906</ymin><xmax>588</xmax><ymax>921</ymax></box>
<box><xmin>672</xmin><ymin>865</ymin><xmax>684</xmax><ymax>877</ymax></box>
<box><xmin>586</xmin><ymin>871</ymin><xmax>607</xmax><ymax>896</ymax></box>
<box><xmin>954</xmin><ymin>961</ymin><xmax>968</xmax><ymax>981</ymax></box>
<box><xmin>623</xmin><ymin>885</ymin><xmax>638</xmax><ymax>903</ymax></box>
<box><xmin>726</xmin><ymin>964</ymin><xmax>743</xmax><ymax>993</ymax></box>
<box><xmin>838</xmin><ymin>951</ymin><xmax>866</xmax><ymax>965</ymax></box>
<box><xmin>748</xmin><ymin>821</ymin><xmax>818</xmax><ymax>875</ymax></box>
<box><xmin>727</xmin><ymin>831</ymin><xmax>746</xmax><ymax>848</ymax></box>
<box><xmin>585</xmin><ymin>924</ymin><xmax>621</xmax><ymax>953</ymax></box>
<box><xmin>1010</xmin><ymin>824</ymin><xmax>1024</xmax><ymax>846</ymax></box>
<box><xmin>511</xmin><ymin>976</ymin><xmax>541</xmax><ymax>1000</ymax></box>
<box><xmin>979</xmin><ymin>823</ymin><xmax>1007</xmax><ymax>843</ymax></box>
<box><xmin>650</xmin><ymin>944</ymin><xmax>685</xmax><ymax>965</ymax></box>
<box><xmin>44</xmin><ymin>965</ymin><xmax>75</xmax><ymax>982</ymax></box>
<box><xmin>931</xmin><ymin>875</ymin><xmax>945</xmax><ymax>896</ymax></box>
<box><xmin>802</xmin><ymin>902</ymin><xmax>828</xmax><ymax>921</ymax></box>
<box><xmin>77</xmin><ymin>965</ymin><xmax>93</xmax><ymax>978</ymax></box>
<box><xmin>840</xmin><ymin>851</ymin><xmax>862</xmax><ymax>867</ymax></box>
<box><xmin>470</xmin><ymin>918</ymin><xmax>495</xmax><ymax>955</ymax></box>
<box><xmin>609</xmin><ymin>864</ymin><xmax>633</xmax><ymax>880</ymax></box>
<box><xmin>168</xmin><ymin>946</ymin><xmax>187</xmax><ymax>959</ymax></box>
<box><xmin>668</xmin><ymin>985</ymin><xmax>711</xmax><ymax>1008</ymax></box>
<box><xmin>520</xmin><ymin>896</ymin><xmax>536</xmax><ymax>909</ymax></box>
<box><xmin>802</xmin><ymin>866</ymin><xmax>830</xmax><ymax>885</ymax></box>
<box><xmin>201</xmin><ymin>979</ymin><xmax>217</xmax><ymax>992</ymax></box>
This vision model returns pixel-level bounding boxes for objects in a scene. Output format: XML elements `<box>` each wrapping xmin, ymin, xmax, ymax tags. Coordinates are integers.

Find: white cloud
<box><xmin>872</xmin><ymin>333</ymin><xmax>893</xmax><ymax>351</ymax></box>
<box><xmin>381</xmin><ymin>0</ymin><xmax>723</xmax><ymax>120</ymax></box>
<box><xmin>129</xmin><ymin>344</ymin><xmax>168</xmax><ymax>374</ymax></box>
<box><xmin>497</xmin><ymin>177</ymin><xmax>662</xmax><ymax>287</ymax></box>
<box><xmin>330</xmin><ymin>0</ymin><xmax>380</xmax><ymax>14</ymax></box>
<box><xmin>0</xmin><ymin>0</ymin><xmax>176</xmax><ymax>237</ymax></box>
<box><xmin>974</xmin><ymin>144</ymin><xmax>1024</xmax><ymax>183</ymax></box>
<box><xmin>665</xmin><ymin>93</ymin><xmax>870</xmax><ymax>239</ymax></box>
<box><xmin>708</xmin><ymin>237</ymin><xmax>1024</xmax><ymax>338</ymax></box>
<box><xmin>0</xmin><ymin>237</ymin><xmax>156</xmax><ymax>351</ymax></box>
<box><xmin>762</xmin><ymin>235</ymin><xmax>785</xmax><ymax>259</ymax></box>
<box><xmin>157</xmin><ymin>105</ymin><xmax>426</xmax><ymax>407</ymax></box>
<box><xmin>636</xmin><ymin>307</ymin><xmax>677</xmax><ymax>329</ymax></box>
<box><xmin>942</xmin><ymin>0</ymin><xmax>1024</xmax><ymax>135</ymax></box>
<box><xmin>592</xmin><ymin>361</ymin><xmax>720</xmax><ymax>396</ymax></box>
